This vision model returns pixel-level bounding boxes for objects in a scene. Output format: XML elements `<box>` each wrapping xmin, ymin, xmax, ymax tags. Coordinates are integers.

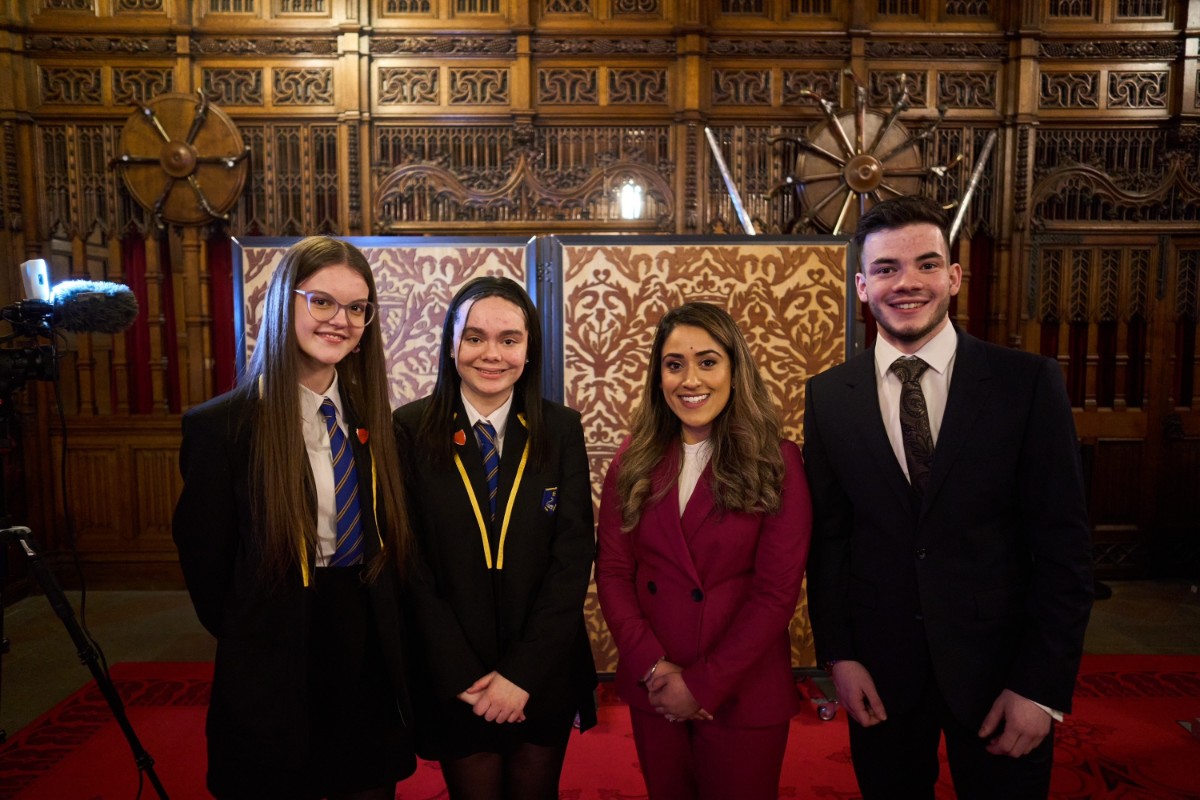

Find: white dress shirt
<box><xmin>461</xmin><ymin>389</ymin><xmax>515</xmax><ymax>458</ymax></box>
<box><xmin>300</xmin><ymin>375</ymin><xmax>346</xmax><ymax>567</ymax></box>
<box><xmin>678</xmin><ymin>438</ymin><xmax>713</xmax><ymax>515</ymax></box>
<box><xmin>873</xmin><ymin>322</ymin><xmax>958</xmax><ymax>486</ymax></box>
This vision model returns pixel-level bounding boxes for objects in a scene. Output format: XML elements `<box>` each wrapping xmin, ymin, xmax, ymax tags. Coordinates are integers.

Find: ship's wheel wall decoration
<box><xmin>773</xmin><ymin>70</ymin><xmax>964</xmax><ymax>235</ymax></box>
<box><xmin>112</xmin><ymin>91</ymin><xmax>250</xmax><ymax>226</ymax></box>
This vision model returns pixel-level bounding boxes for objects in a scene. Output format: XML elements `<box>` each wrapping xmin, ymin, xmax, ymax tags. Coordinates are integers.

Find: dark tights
<box><xmin>440</xmin><ymin>742</ymin><xmax>568</xmax><ymax>800</ymax></box>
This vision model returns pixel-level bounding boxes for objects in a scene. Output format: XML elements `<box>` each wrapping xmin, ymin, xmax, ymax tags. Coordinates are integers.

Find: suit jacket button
<box><xmin>914</xmin><ymin>547</ymin><xmax>927</xmax><ymax>559</ymax></box>
<box><xmin>647</xmin><ymin>580</ymin><xmax>657</xmax><ymax>594</ymax></box>
<box><xmin>691</xmin><ymin>588</ymin><xmax>704</xmax><ymax>602</ymax></box>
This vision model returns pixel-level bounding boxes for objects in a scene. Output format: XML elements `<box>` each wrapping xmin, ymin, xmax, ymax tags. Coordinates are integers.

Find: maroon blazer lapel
<box><xmin>679</xmin><ymin>461</ymin><xmax>718</xmax><ymax>545</ymax></box>
<box><xmin>648</xmin><ymin>458</ymin><xmax>703</xmax><ymax>588</ymax></box>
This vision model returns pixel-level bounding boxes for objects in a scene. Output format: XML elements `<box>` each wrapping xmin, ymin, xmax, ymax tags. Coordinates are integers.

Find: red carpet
<box><xmin>2</xmin><ymin>655</ymin><xmax>1198</xmax><ymax>799</ymax></box>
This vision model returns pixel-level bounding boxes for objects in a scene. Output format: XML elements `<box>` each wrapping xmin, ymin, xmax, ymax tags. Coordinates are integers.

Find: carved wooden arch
<box><xmin>374</xmin><ymin>153</ymin><xmax>675</xmax><ymax>233</ymax></box>
<box><xmin>1028</xmin><ymin>153</ymin><xmax>1200</xmax><ymax>229</ymax></box>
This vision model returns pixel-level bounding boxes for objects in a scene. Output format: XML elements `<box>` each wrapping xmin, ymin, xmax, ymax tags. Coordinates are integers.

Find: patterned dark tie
<box><xmin>319</xmin><ymin>398</ymin><xmax>364</xmax><ymax>567</ymax></box>
<box><xmin>474</xmin><ymin>420</ymin><xmax>500</xmax><ymax>522</ymax></box>
<box><xmin>890</xmin><ymin>357</ymin><xmax>935</xmax><ymax>495</ymax></box>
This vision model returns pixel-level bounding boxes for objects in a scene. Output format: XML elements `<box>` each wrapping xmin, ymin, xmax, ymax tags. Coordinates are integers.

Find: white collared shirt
<box><xmin>873</xmin><ymin>322</ymin><xmax>958</xmax><ymax>485</ymax></box>
<box><xmin>678</xmin><ymin>438</ymin><xmax>713</xmax><ymax>516</ymax></box>
<box><xmin>461</xmin><ymin>390</ymin><xmax>514</xmax><ymax>458</ymax></box>
<box><xmin>300</xmin><ymin>375</ymin><xmax>346</xmax><ymax>567</ymax></box>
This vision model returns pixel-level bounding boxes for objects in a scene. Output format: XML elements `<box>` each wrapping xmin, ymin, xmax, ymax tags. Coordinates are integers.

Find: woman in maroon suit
<box><xmin>595</xmin><ymin>302</ymin><xmax>812</xmax><ymax>800</ymax></box>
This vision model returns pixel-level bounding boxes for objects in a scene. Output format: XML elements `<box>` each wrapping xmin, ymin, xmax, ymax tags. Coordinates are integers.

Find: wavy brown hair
<box><xmin>617</xmin><ymin>302</ymin><xmax>785</xmax><ymax>531</ymax></box>
<box><xmin>235</xmin><ymin>236</ymin><xmax>412</xmax><ymax>584</ymax></box>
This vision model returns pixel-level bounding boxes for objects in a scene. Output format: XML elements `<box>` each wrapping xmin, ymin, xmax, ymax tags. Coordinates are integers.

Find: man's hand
<box><xmin>465</xmin><ymin>671</ymin><xmax>529</xmax><ymax>724</ymax></box>
<box><xmin>831</xmin><ymin>660</ymin><xmax>888</xmax><ymax>727</ymax></box>
<box><xmin>978</xmin><ymin>689</ymin><xmax>1052</xmax><ymax>757</ymax></box>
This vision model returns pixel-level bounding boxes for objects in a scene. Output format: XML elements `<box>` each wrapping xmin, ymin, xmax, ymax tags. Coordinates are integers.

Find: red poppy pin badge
<box><xmin>454</xmin><ymin>429</ymin><xmax>467</xmax><ymax>446</ymax></box>
<box><xmin>357</xmin><ymin>428</ymin><xmax>369</xmax><ymax>444</ymax></box>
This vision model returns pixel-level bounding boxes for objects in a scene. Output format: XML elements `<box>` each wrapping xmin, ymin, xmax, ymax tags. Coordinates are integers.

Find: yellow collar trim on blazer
<box><xmin>453</xmin><ymin>412</ymin><xmax>529</xmax><ymax>570</ymax></box>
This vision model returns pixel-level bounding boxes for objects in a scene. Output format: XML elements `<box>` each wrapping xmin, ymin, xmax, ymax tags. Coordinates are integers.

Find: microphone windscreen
<box><xmin>51</xmin><ymin>280</ymin><xmax>140</xmax><ymax>334</ymax></box>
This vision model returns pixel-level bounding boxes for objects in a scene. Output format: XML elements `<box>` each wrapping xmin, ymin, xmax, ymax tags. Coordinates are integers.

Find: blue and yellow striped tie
<box><xmin>319</xmin><ymin>398</ymin><xmax>364</xmax><ymax>567</ymax></box>
<box><xmin>474</xmin><ymin>420</ymin><xmax>499</xmax><ymax>522</ymax></box>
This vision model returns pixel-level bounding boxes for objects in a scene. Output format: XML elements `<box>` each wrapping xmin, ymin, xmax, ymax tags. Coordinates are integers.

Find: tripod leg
<box><xmin>6</xmin><ymin>526</ymin><xmax>171</xmax><ymax>799</ymax></box>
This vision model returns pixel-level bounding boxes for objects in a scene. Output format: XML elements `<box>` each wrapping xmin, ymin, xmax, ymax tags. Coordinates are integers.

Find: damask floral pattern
<box><xmin>236</xmin><ymin>237</ymin><xmax>851</xmax><ymax>673</ymax></box>
<box><xmin>557</xmin><ymin>238</ymin><xmax>851</xmax><ymax>671</ymax></box>
<box><xmin>236</xmin><ymin>239</ymin><xmax>527</xmax><ymax>409</ymax></box>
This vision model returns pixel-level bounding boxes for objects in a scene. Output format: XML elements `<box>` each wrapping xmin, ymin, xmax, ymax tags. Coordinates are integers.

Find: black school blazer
<box><xmin>393</xmin><ymin>395</ymin><xmax>598</xmax><ymax>732</ymax></box>
<box><xmin>173</xmin><ymin>389</ymin><xmax>415</xmax><ymax>798</ymax></box>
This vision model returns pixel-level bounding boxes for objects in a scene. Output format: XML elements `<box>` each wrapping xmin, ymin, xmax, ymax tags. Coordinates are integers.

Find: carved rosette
<box><xmin>40</xmin><ymin>67</ymin><xmax>103</xmax><ymax>105</ymax></box>
<box><xmin>711</xmin><ymin>69</ymin><xmax>772</xmax><ymax>106</ymax></box>
<box><xmin>1107</xmin><ymin>71</ymin><xmax>1168</xmax><ymax>109</ymax></box>
<box><xmin>937</xmin><ymin>71</ymin><xmax>998</xmax><ymax>109</ymax></box>
<box><xmin>273</xmin><ymin>68</ymin><xmax>334</xmax><ymax>105</ymax></box>
<box><xmin>112</xmin><ymin>68</ymin><xmax>173</xmax><ymax>106</ymax></box>
<box><xmin>869</xmin><ymin>71</ymin><xmax>927</xmax><ymax>108</ymax></box>
<box><xmin>202</xmin><ymin>68</ymin><xmax>264</xmax><ymax>106</ymax></box>
<box><xmin>379</xmin><ymin>68</ymin><xmax>440</xmax><ymax>105</ymax></box>
<box><xmin>1040</xmin><ymin>72</ymin><xmax>1100</xmax><ymax>109</ymax></box>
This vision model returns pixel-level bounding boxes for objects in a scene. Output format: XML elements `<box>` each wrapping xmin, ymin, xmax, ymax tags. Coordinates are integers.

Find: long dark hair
<box><xmin>417</xmin><ymin>276</ymin><xmax>547</xmax><ymax>466</ymax></box>
<box><xmin>236</xmin><ymin>236</ymin><xmax>412</xmax><ymax>583</ymax></box>
<box><xmin>617</xmin><ymin>302</ymin><xmax>785</xmax><ymax>531</ymax></box>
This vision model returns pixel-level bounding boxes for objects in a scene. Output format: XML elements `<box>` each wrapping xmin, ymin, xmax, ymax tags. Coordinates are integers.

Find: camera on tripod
<box><xmin>0</xmin><ymin>258</ymin><xmax>139</xmax><ymax>398</ymax></box>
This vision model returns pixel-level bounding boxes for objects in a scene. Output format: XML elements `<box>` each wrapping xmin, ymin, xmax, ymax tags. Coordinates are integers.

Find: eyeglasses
<box><xmin>293</xmin><ymin>289</ymin><xmax>376</xmax><ymax>327</ymax></box>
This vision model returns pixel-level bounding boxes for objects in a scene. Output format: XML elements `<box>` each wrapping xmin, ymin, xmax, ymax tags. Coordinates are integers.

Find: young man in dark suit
<box><xmin>803</xmin><ymin>195</ymin><xmax>1093</xmax><ymax>799</ymax></box>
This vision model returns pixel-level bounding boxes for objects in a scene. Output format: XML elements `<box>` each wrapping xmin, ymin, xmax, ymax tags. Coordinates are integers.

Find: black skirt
<box><xmin>416</xmin><ymin>691</ymin><xmax>579</xmax><ymax>761</ymax></box>
<box><xmin>305</xmin><ymin>565</ymin><xmax>415</xmax><ymax>795</ymax></box>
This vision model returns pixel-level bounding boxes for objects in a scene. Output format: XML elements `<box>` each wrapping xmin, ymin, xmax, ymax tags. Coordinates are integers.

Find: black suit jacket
<box><xmin>173</xmin><ymin>389</ymin><xmax>414</xmax><ymax>797</ymax></box>
<box><xmin>803</xmin><ymin>329</ymin><xmax>1093</xmax><ymax>728</ymax></box>
<box><xmin>393</xmin><ymin>395</ymin><xmax>598</xmax><ymax>755</ymax></box>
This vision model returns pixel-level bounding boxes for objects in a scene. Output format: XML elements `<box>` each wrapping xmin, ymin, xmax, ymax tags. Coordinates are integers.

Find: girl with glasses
<box><xmin>393</xmin><ymin>276</ymin><xmax>598</xmax><ymax>800</ymax></box>
<box><xmin>173</xmin><ymin>236</ymin><xmax>416</xmax><ymax>800</ymax></box>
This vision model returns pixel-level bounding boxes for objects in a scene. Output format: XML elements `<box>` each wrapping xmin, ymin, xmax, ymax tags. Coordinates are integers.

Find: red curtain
<box><xmin>159</xmin><ymin>230</ymin><xmax>181</xmax><ymax>413</ymax></box>
<box><xmin>208</xmin><ymin>229</ymin><xmax>236</xmax><ymax>394</ymax></box>
<box><xmin>122</xmin><ymin>233</ymin><xmax>152</xmax><ymax>414</ymax></box>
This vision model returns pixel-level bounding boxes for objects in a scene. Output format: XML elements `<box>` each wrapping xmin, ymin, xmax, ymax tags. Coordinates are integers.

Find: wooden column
<box><xmin>180</xmin><ymin>225</ymin><xmax>209</xmax><ymax>406</ymax></box>
<box><xmin>144</xmin><ymin>231</ymin><xmax>169</xmax><ymax>413</ymax></box>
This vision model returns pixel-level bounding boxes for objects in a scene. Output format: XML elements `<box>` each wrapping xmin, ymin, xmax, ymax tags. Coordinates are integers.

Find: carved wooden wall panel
<box><xmin>47</xmin><ymin>420</ymin><xmax>184</xmax><ymax>586</ymax></box>
<box><xmin>4</xmin><ymin>0</ymin><xmax>1199</xmax><ymax>590</ymax></box>
<box><xmin>371</xmin><ymin>125</ymin><xmax>675</xmax><ymax>232</ymax></box>
<box><xmin>555</xmin><ymin>236</ymin><xmax>852</xmax><ymax>670</ymax></box>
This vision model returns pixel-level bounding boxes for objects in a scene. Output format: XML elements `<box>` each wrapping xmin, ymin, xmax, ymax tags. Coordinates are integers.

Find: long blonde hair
<box><xmin>236</xmin><ymin>236</ymin><xmax>412</xmax><ymax>583</ymax></box>
<box><xmin>617</xmin><ymin>302</ymin><xmax>785</xmax><ymax>531</ymax></box>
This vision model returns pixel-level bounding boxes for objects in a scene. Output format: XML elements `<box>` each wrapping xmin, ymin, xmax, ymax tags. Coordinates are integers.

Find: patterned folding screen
<box><xmin>543</xmin><ymin>236</ymin><xmax>854</xmax><ymax>672</ymax></box>
<box><xmin>232</xmin><ymin>236</ymin><xmax>532</xmax><ymax>407</ymax></box>
<box><xmin>233</xmin><ymin>234</ymin><xmax>854</xmax><ymax>673</ymax></box>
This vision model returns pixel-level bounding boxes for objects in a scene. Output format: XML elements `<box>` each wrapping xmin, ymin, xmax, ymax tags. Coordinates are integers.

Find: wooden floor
<box><xmin>3</xmin><ymin>580</ymin><xmax>1200</xmax><ymax>742</ymax></box>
